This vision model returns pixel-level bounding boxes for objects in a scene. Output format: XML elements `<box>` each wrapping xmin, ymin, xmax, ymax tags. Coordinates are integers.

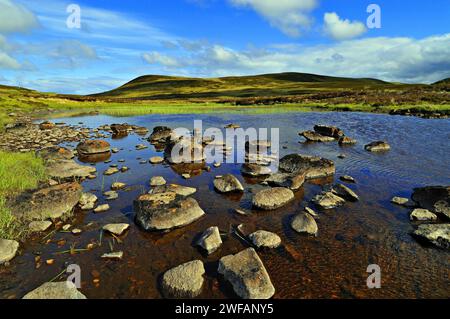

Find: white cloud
<box><xmin>229</xmin><ymin>0</ymin><xmax>318</xmax><ymax>37</ymax></box>
<box><xmin>142</xmin><ymin>52</ymin><xmax>181</xmax><ymax>67</ymax></box>
<box><xmin>0</xmin><ymin>51</ymin><xmax>21</xmax><ymax>69</ymax></box>
<box><xmin>0</xmin><ymin>0</ymin><xmax>38</xmax><ymax>33</ymax></box>
<box><xmin>324</xmin><ymin>12</ymin><xmax>366</xmax><ymax>40</ymax></box>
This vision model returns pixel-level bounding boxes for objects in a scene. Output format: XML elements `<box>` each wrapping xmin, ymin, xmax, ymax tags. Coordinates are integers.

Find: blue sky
<box><xmin>0</xmin><ymin>0</ymin><xmax>449</xmax><ymax>94</ymax></box>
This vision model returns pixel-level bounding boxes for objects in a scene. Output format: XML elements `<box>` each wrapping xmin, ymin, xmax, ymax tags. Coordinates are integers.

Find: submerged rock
<box><xmin>214</xmin><ymin>174</ymin><xmax>244</xmax><ymax>193</ymax></box>
<box><xmin>252</xmin><ymin>187</ymin><xmax>294</xmax><ymax>210</ymax></box>
<box><xmin>161</xmin><ymin>260</ymin><xmax>205</xmax><ymax>298</ymax></box>
<box><xmin>264</xmin><ymin>171</ymin><xmax>306</xmax><ymax>191</ymax></box>
<box><xmin>291</xmin><ymin>213</ymin><xmax>318</xmax><ymax>236</ymax></box>
<box><xmin>46</xmin><ymin>160</ymin><xmax>96</xmax><ymax>179</ymax></box>
<box><xmin>104</xmin><ymin>167</ymin><xmax>119</xmax><ymax>176</ymax></box>
<box><xmin>77</xmin><ymin>140</ymin><xmax>110</xmax><ymax>155</ymax></box>
<box><xmin>278</xmin><ymin>154</ymin><xmax>335</xmax><ymax>180</ymax></box>
<box><xmin>365</xmin><ymin>141</ymin><xmax>391</xmax><ymax>152</ymax></box>
<box><xmin>411</xmin><ymin>186</ymin><xmax>450</xmax><ymax>219</ymax></box>
<box><xmin>103</xmin><ymin>223</ymin><xmax>130</xmax><ymax>236</ymax></box>
<box><xmin>218</xmin><ymin>248</ymin><xmax>275</xmax><ymax>299</ymax></box>
<box><xmin>22</xmin><ymin>282</ymin><xmax>87</xmax><ymax>299</ymax></box>
<box><xmin>249</xmin><ymin>230</ymin><xmax>281</xmax><ymax>248</ymax></box>
<box><xmin>103</xmin><ymin>191</ymin><xmax>118</xmax><ymax>201</ymax></box>
<box><xmin>313</xmin><ymin>192</ymin><xmax>346</xmax><ymax>209</ymax></box>
<box><xmin>338</xmin><ymin>136</ymin><xmax>357</xmax><ymax>145</ymax></box>
<box><xmin>150</xmin><ymin>184</ymin><xmax>197</xmax><ymax>197</ymax></box>
<box><xmin>28</xmin><ymin>220</ymin><xmax>52</xmax><ymax>232</ymax></box>
<box><xmin>413</xmin><ymin>224</ymin><xmax>450</xmax><ymax>249</ymax></box>
<box><xmin>134</xmin><ymin>193</ymin><xmax>205</xmax><ymax>231</ymax></box>
<box><xmin>150</xmin><ymin>176</ymin><xmax>167</xmax><ymax>186</ymax></box>
<box><xmin>300</xmin><ymin>131</ymin><xmax>335</xmax><ymax>142</ymax></box>
<box><xmin>94</xmin><ymin>204</ymin><xmax>110</xmax><ymax>213</ymax></box>
<box><xmin>0</xmin><ymin>239</ymin><xmax>19</xmax><ymax>264</ymax></box>
<box><xmin>332</xmin><ymin>184</ymin><xmax>359</xmax><ymax>201</ymax></box>
<box><xmin>196</xmin><ymin>226</ymin><xmax>222</xmax><ymax>254</ymax></box>
<box><xmin>79</xmin><ymin>192</ymin><xmax>97</xmax><ymax>210</ymax></box>
<box><xmin>111</xmin><ymin>182</ymin><xmax>126</xmax><ymax>190</ymax></box>
<box><xmin>410</xmin><ymin>209</ymin><xmax>437</xmax><ymax>221</ymax></box>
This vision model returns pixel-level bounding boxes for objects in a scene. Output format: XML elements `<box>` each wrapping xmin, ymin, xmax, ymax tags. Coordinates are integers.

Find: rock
<box><xmin>224</xmin><ymin>124</ymin><xmax>241</xmax><ymax>129</ymax></box>
<box><xmin>149</xmin><ymin>156</ymin><xmax>164</xmax><ymax>164</ymax></box>
<box><xmin>338</xmin><ymin>136</ymin><xmax>357</xmax><ymax>145</ymax></box>
<box><xmin>0</xmin><ymin>239</ymin><xmax>19</xmax><ymax>264</ymax></box>
<box><xmin>79</xmin><ymin>192</ymin><xmax>97</xmax><ymax>210</ymax></box>
<box><xmin>39</xmin><ymin>121</ymin><xmax>55</xmax><ymax>130</ymax></box>
<box><xmin>391</xmin><ymin>196</ymin><xmax>410</xmax><ymax>206</ymax></box>
<box><xmin>340</xmin><ymin>175</ymin><xmax>356</xmax><ymax>183</ymax></box>
<box><xmin>104</xmin><ymin>191</ymin><xmax>118</xmax><ymax>201</ymax></box>
<box><xmin>29</xmin><ymin>221</ymin><xmax>52</xmax><ymax>232</ymax></box>
<box><xmin>110</xmin><ymin>124</ymin><xmax>130</xmax><ymax>135</ymax></box>
<box><xmin>278</xmin><ymin>154</ymin><xmax>335</xmax><ymax>180</ymax></box>
<box><xmin>181</xmin><ymin>173</ymin><xmax>191</xmax><ymax>179</ymax></box>
<box><xmin>235</xmin><ymin>208</ymin><xmax>251</xmax><ymax>216</ymax></box>
<box><xmin>135</xmin><ymin>144</ymin><xmax>148</xmax><ymax>150</ymax></box>
<box><xmin>161</xmin><ymin>260</ymin><xmax>205</xmax><ymax>298</ymax></box>
<box><xmin>134</xmin><ymin>126</ymin><xmax>149</xmax><ymax>135</ymax></box>
<box><xmin>111</xmin><ymin>182</ymin><xmax>126</xmax><ymax>190</ymax></box>
<box><xmin>134</xmin><ymin>193</ymin><xmax>205</xmax><ymax>231</ymax></box>
<box><xmin>337</xmin><ymin>154</ymin><xmax>346</xmax><ymax>159</ymax></box>
<box><xmin>313</xmin><ymin>125</ymin><xmax>344</xmax><ymax>138</ymax></box>
<box><xmin>46</xmin><ymin>160</ymin><xmax>96</xmax><ymax>179</ymax></box>
<box><xmin>102</xmin><ymin>251</ymin><xmax>123</xmax><ymax>259</ymax></box>
<box><xmin>365</xmin><ymin>141</ymin><xmax>391</xmax><ymax>152</ymax></box>
<box><xmin>94</xmin><ymin>204</ymin><xmax>110</xmax><ymax>213</ymax></box>
<box><xmin>241</xmin><ymin>163</ymin><xmax>272</xmax><ymax>177</ymax></box>
<box><xmin>413</xmin><ymin>224</ymin><xmax>450</xmax><ymax>249</ymax></box>
<box><xmin>71</xmin><ymin>228</ymin><xmax>82</xmax><ymax>235</ymax></box>
<box><xmin>264</xmin><ymin>172</ymin><xmax>305</xmax><ymax>191</ymax></box>
<box><xmin>164</xmin><ymin>136</ymin><xmax>205</xmax><ymax>164</ymax></box>
<box><xmin>150</xmin><ymin>176</ymin><xmax>167</xmax><ymax>187</ymax></box>
<box><xmin>410</xmin><ymin>208</ymin><xmax>437</xmax><ymax>221</ymax></box>
<box><xmin>291</xmin><ymin>213</ymin><xmax>318</xmax><ymax>236</ymax></box>
<box><xmin>103</xmin><ymin>223</ymin><xmax>130</xmax><ymax>236</ymax></box>
<box><xmin>150</xmin><ymin>184</ymin><xmax>197</xmax><ymax>197</ymax></box>
<box><xmin>218</xmin><ymin>248</ymin><xmax>275</xmax><ymax>299</ymax></box>
<box><xmin>332</xmin><ymin>184</ymin><xmax>359</xmax><ymax>201</ymax></box>
<box><xmin>214</xmin><ymin>174</ymin><xmax>244</xmax><ymax>193</ymax></box>
<box><xmin>411</xmin><ymin>186</ymin><xmax>450</xmax><ymax>219</ymax></box>
<box><xmin>149</xmin><ymin>126</ymin><xmax>174</xmax><ymax>143</ymax></box>
<box><xmin>248</xmin><ymin>230</ymin><xmax>281</xmax><ymax>248</ymax></box>
<box><xmin>313</xmin><ymin>192</ymin><xmax>346</xmax><ymax>209</ymax></box>
<box><xmin>77</xmin><ymin>140</ymin><xmax>110</xmax><ymax>155</ymax></box>
<box><xmin>11</xmin><ymin>182</ymin><xmax>82</xmax><ymax>221</ymax></box>
<box><xmin>120</xmin><ymin>166</ymin><xmax>129</xmax><ymax>172</ymax></box>
<box><xmin>104</xmin><ymin>167</ymin><xmax>119</xmax><ymax>176</ymax></box>
<box><xmin>304</xmin><ymin>206</ymin><xmax>318</xmax><ymax>217</ymax></box>
<box><xmin>38</xmin><ymin>146</ymin><xmax>75</xmax><ymax>161</ymax></box>
<box><xmin>62</xmin><ymin>224</ymin><xmax>71</xmax><ymax>231</ymax></box>
<box><xmin>196</xmin><ymin>226</ymin><xmax>222</xmax><ymax>254</ymax></box>
<box><xmin>300</xmin><ymin>131</ymin><xmax>335</xmax><ymax>142</ymax></box>
<box><xmin>22</xmin><ymin>282</ymin><xmax>87</xmax><ymax>299</ymax></box>
<box><xmin>252</xmin><ymin>187</ymin><xmax>294</xmax><ymax>210</ymax></box>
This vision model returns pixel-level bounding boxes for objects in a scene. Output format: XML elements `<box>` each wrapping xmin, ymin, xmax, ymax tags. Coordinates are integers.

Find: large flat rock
<box><xmin>22</xmin><ymin>282</ymin><xmax>87</xmax><ymax>299</ymax></box>
<box><xmin>278</xmin><ymin>154</ymin><xmax>335</xmax><ymax>180</ymax></box>
<box><xmin>0</xmin><ymin>239</ymin><xmax>19</xmax><ymax>264</ymax></box>
<box><xmin>413</xmin><ymin>224</ymin><xmax>450</xmax><ymax>249</ymax></box>
<box><xmin>252</xmin><ymin>187</ymin><xmax>294</xmax><ymax>210</ymax></box>
<box><xmin>161</xmin><ymin>260</ymin><xmax>205</xmax><ymax>298</ymax></box>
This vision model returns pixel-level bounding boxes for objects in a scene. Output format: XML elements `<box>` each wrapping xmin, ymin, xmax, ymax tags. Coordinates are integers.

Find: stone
<box><xmin>29</xmin><ymin>221</ymin><xmax>52</xmax><ymax>232</ymax></box>
<box><xmin>291</xmin><ymin>213</ymin><xmax>318</xmax><ymax>236</ymax></box>
<box><xmin>103</xmin><ymin>223</ymin><xmax>130</xmax><ymax>236</ymax></box>
<box><xmin>252</xmin><ymin>187</ymin><xmax>294</xmax><ymax>210</ymax></box>
<box><xmin>278</xmin><ymin>154</ymin><xmax>335</xmax><ymax>180</ymax></box>
<box><xmin>101</xmin><ymin>252</ymin><xmax>123</xmax><ymax>259</ymax></box>
<box><xmin>150</xmin><ymin>176</ymin><xmax>167</xmax><ymax>187</ymax></box>
<box><xmin>340</xmin><ymin>175</ymin><xmax>356</xmax><ymax>183</ymax></box>
<box><xmin>413</xmin><ymin>224</ymin><xmax>450</xmax><ymax>249</ymax></box>
<box><xmin>111</xmin><ymin>182</ymin><xmax>126</xmax><ymax>190</ymax></box>
<box><xmin>149</xmin><ymin>156</ymin><xmax>164</xmax><ymax>164</ymax></box>
<box><xmin>313</xmin><ymin>125</ymin><xmax>344</xmax><ymax>138</ymax></box>
<box><xmin>39</xmin><ymin>121</ymin><xmax>55</xmax><ymax>130</ymax></box>
<box><xmin>94</xmin><ymin>204</ymin><xmax>110</xmax><ymax>213</ymax></box>
<box><xmin>104</xmin><ymin>191</ymin><xmax>118</xmax><ymax>201</ymax></box>
<box><xmin>62</xmin><ymin>224</ymin><xmax>71</xmax><ymax>231</ymax></box>
<box><xmin>410</xmin><ymin>209</ymin><xmax>437</xmax><ymax>221</ymax></box>
<box><xmin>391</xmin><ymin>196</ymin><xmax>410</xmax><ymax>206</ymax></box>
<box><xmin>300</xmin><ymin>131</ymin><xmax>335</xmax><ymax>142</ymax></box>
<box><xmin>264</xmin><ymin>172</ymin><xmax>305</xmax><ymax>191</ymax></box>
<box><xmin>365</xmin><ymin>141</ymin><xmax>391</xmax><ymax>152</ymax></box>
<box><xmin>304</xmin><ymin>206</ymin><xmax>318</xmax><ymax>217</ymax></box>
<box><xmin>161</xmin><ymin>260</ymin><xmax>205</xmax><ymax>298</ymax></box>
<box><xmin>214</xmin><ymin>174</ymin><xmax>244</xmax><ymax>193</ymax></box>
<box><xmin>134</xmin><ymin>193</ymin><xmax>205</xmax><ymax>231</ymax></box>
<box><xmin>332</xmin><ymin>184</ymin><xmax>359</xmax><ymax>201</ymax></box>
<box><xmin>110</xmin><ymin>124</ymin><xmax>131</xmax><ymax>135</ymax></box>
<box><xmin>10</xmin><ymin>182</ymin><xmax>82</xmax><ymax>221</ymax></box>
<box><xmin>148</xmin><ymin>126</ymin><xmax>174</xmax><ymax>143</ymax></box>
<box><xmin>104</xmin><ymin>167</ymin><xmax>119</xmax><ymax>176</ymax></box>
<box><xmin>196</xmin><ymin>226</ymin><xmax>222</xmax><ymax>254</ymax></box>
<box><xmin>218</xmin><ymin>248</ymin><xmax>275</xmax><ymax>299</ymax></box>
<box><xmin>164</xmin><ymin>137</ymin><xmax>205</xmax><ymax>164</ymax></box>
<box><xmin>249</xmin><ymin>230</ymin><xmax>281</xmax><ymax>248</ymax></box>
<box><xmin>38</xmin><ymin>146</ymin><xmax>75</xmax><ymax>162</ymax></box>
<box><xmin>150</xmin><ymin>184</ymin><xmax>197</xmax><ymax>197</ymax></box>
<box><xmin>46</xmin><ymin>160</ymin><xmax>96</xmax><ymax>179</ymax></box>
<box><xmin>313</xmin><ymin>192</ymin><xmax>346</xmax><ymax>209</ymax></box>
<box><xmin>22</xmin><ymin>282</ymin><xmax>87</xmax><ymax>299</ymax></box>
<box><xmin>77</xmin><ymin>140</ymin><xmax>110</xmax><ymax>155</ymax></box>
<box><xmin>411</xmin><ymin>186</ymin><xmax>450</xmax><ymax>219</ymax></box>
<box><xmin>0</xmin><ymin>239</ymin><xmax>19</xmax><ymax>264</ymax></box>
<box><xmin>135</xmin><ymin>144</ymin><xmax>148</xmax><ymax>150</ymax></box>
<box><xmin>71</xmin><ymin>228</ymin><xmax>82</xmax><ymax>235</ymax></box>
<box><xmin>182</xmin><ymin>174</ymin><xmax>191</xmax><ymax>179</ymax></box>
<box><xmin>224</xmin><ymin>124</ymin><xmax>241</xmax><ymax>129</ymax></box>
<box><xmin>338</xmin><ymin>136</ymin><xmax>357</xmax><ymax>145</ymax></box>
<box><xmin>241</xmin><ymin>163</ymin><xmax>272</xmax><ymax>177</ymax></box>
<box><xmin>79</xmin><ymin>192</ymin><xmax>97</xmax><ymax>210</ymax></box>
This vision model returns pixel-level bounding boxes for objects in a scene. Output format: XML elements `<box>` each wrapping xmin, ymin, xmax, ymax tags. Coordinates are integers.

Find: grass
<box><xmin>0</xmin><ymin>151</ymin><xmax>47</xmax><ymax>240</ymax></box>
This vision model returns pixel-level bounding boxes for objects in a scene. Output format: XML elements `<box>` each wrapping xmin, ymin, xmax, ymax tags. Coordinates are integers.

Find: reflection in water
<box><xmin>78</xmin><ymin>151</ymin><xmax>111</xmax><ymax>163</ymax></box>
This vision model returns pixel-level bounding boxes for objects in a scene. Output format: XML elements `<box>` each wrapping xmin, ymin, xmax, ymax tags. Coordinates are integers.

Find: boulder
<box><xmin>0</xmin><ymin>239</ymin><xmax>19</xmax><ymax>264</ymax></box>
<box><xmin>264</xmin><ymin>172</ymin><xmax>305</xmax><ymax>191</ymax></box>
<box><xmin>313</xmin><ymin>192</ymin><xmax>346</xmax><ymax>209</ymax></box>
<box><xmin>94</xmin><ymin>204</ymin><xmax>110</xmax><ymax>213</ymax></box>
<box><xmin>313</xmin><ymin>125</ymin><xmax>344</xmax><ymax>138</ymax></box>
<box><xmin>161</xmin><ymin>260</ymin><xmax>205</xmax><ymax>298</ymax></box>
<box><xmin>22</xmin><ymin>282</ymin><xmax>87</xmax><ymax>299</ymax></box>
<box><xmin>38</xmin><ymin>146</ymin><xmax>74</xmax><ymax>162</ymax></box>
<box><xmin>103</xmin><ymin>223</ymin><xmax>130</xmax><ymax>236</ymax></box>
<box><xmin>111</xmin><ymin>182</ymin><xmax>126</xmax><ymax>190</ymax></box>
<box><xmin>214</xmin><ymin>174</ymin><xmax>244</xmax><ymax>193</ymax></box>
<box><xmin>164</xmin><ymin>137</ymin><xmax>205</xmax><ymax>164</ymax></box>
<box><xmin>338</xmin><ymin>136</ymin><xmax>357</xmax><ymax>145</ymax></box>
<box><xmin>150</xmin><ymin>176</ymin><xmax>167</xmax><ymax>187</ymax></box>
<box><xmin>134</xmin><ymin>193</ymin><xmax>205</xmax><ymax>231</ymax></box>
<box><xmin>218</xmin><ymin>248</ymin><xmax>275</xmax><ymax>299</ymax></box>
<box><xmin>241</xmin><ymin>163</ymin><xmax>272</xmax><ymax>177</ymax></box>
<box><xmin>148</xmin><ymin>126</ymin><xmax>174</xmax><ymax>143</ymax></box>
<box><xmin>413</xmin><ymin>224</ymin><xmax>450</xmax><ymax>249</ymax></box>
<box><xmin>39</xmin><ymin>121</ymin><xmax>55</xmax><ymax>130</ymax></box>
<box><xmin>365</xmin><ymin>141</ymin><xmax>391</xmax><ymax>152</ymax></box>
<box><xmin>332</xmin><ymin>184</ymin><xmax>359</xmax><ymax>201</ymax></box>
<box><xmin>11</xmin><ymin>182</ymin><xmax>82</xmax><ymax>221</ymax></box>
<box><xmin>410</xmin><ymin>209</ymin><xmax>437</xmax><ymax>221</ymax></box>
<box><xmin>300</xmin><ymin>131</ymin><xmax>335</xmax><ymax>142</ymax></box>
<box><xmin>252</xmin><ymin>187</ymin><xmax>294</xmax><ymax>210</ymax></box>
<box><xmin>196</xmin><ymin>226</ymin><xmax>222</xmax><ymax>254</ymax></box>
<box><xmin>29</xmin><ymin>220</ymin><xmax>52</xmax><ymax>232</ymax></box>
<box><xmin>278</xmin><ymin>154</ymin><xmax>335</xmax><ymax>180</ymax></box>
<box><xmin>411</xmin><ymin>186</ymin><xmax>450</xmax><ymax>219</ymax></box>
<box><xmin>150</xmin><ymin>156</ymin><xmax>164</xmax><ymax>164</ymax></box>
<box><xmin>391</xmin><ymin>196</ymin><xmax>410</xmax><ymax>206</ymax></box>
<box><xmin>79</xmin><ymin>193</ymin><xmax>97</xmax><ymax>210</ymax></box>
<box><xmin>110</xmin><ymin>124</ymin><xmax>131</xmax><ymax>135</ymax></box>
<box><xmin>104</xmin><ymin>191</ymin><xmax>118</xmax><ymax>201</ymax></box>
<box><xmin>76</xmin><ymin>140</ymin><xmax>110</xmax><ymax>155</ymax></box>
<box><xmin>104</xmin><ymin>167</ymin><xmax>119</xmax><ymax>176</ymax></box>
<box><xmin>248</xmin><ymin>230</ymin><xmax>281</xmax><ymax>248</ymax></box>
<box><xmin>46</xmin><ymin>160</ymin><xmax>96</xmax><ymax>179</ymax></box>
<box><xmin>291</xmin><ymin>213</ymin><xmax>318</xmax><ymax>236</ymax></box>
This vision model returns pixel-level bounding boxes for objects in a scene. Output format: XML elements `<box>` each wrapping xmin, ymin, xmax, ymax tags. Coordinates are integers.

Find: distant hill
<box><xmin>91</xmin><ymin>72</ymin><xmax>396</xmax><ymax>100</ymax></box>
<box><xmin>433</xmin><ymin>77</ymin><xmax>450</xmax><ymax>85</ymax></box>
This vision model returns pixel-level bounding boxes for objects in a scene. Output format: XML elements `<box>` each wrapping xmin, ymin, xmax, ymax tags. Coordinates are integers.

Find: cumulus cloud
<box><xmin>229</xmin><ymin>0</ymin><xmax>318</xmax><ymax>37</ymax></box>
<box><xmin>142</xmin><ymin>52</ymin><xmax>182</xmax><ymax>67</ymax></box>
<box><xmin>0</xmin><ymin>0</ymin><xmax>38</xmax><ymax>33</ymax></box>
<box><xmin>324</xmin><ymin>12</ymin><xmax>366</xmax><ymax>40</ymax></box>
<box><xmin>0</xmin><ymin>51</ymin><xmax>21</xmax><ymax>69</ymax></box>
